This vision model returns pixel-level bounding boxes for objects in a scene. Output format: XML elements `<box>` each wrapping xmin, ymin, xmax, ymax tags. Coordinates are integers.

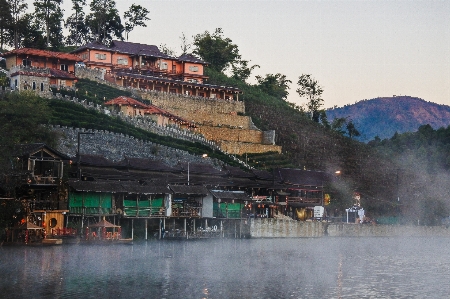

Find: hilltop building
<box><xmin>1</xmin><ymin>48</ymin><xmax>80</xmax><ymax>93</ymax></box>
<box><xmin>71</xmin><ymin>40</ymin><xmax>241</xmax><ymax>100</ymax></box>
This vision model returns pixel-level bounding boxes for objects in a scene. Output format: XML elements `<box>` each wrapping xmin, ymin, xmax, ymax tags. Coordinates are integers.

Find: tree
<box><xmin>159</xmin><ymin>44</ymin><xmax>175</xmax><ymax>56</ymax></box>
<box><xmin>193</xmin><ymin>28</ymin><xmax>241</xmax><ymax>73</ymax></box>
<box><xmin>0</xmin><ymin>0</ymin><xmax>12</xmax><ymax>50</ymax></box>
<box><xmin>16</xmin><ymin>14</ymin><xmax>46</xmax><ymax>49</ymax></box>
<box><xmin>65</xmin><ymin>0</ymin><xmax>89</xmax><ymax>46</ymax></box>
<box><xmin>346</xmin><ymin>120</ymin><xmax>360</xmax><ymax>139</ymax></box>
<box><xmin>33</xmin><ymin>0</ymin><xmax>64</xmax><ymax>50</ymax></box>
<box><xmin>256</xmin><ymin>73</ymin><xmax>291</xmax><ymax>100</ymax></box>
<box><xmin>0</xmin><ymin>91</ymin><xmax>58</xmax><ymax>197</ymax></box>
<box><xmin>179</xmin><ymin>32</ymin><xmax>191</xmax><ymax>55</ymax></box>
<box><xmin>124</xmin><ymin>4</ymin><xmax>150</xmax><ymax>41</ymax></box>
<box><xmin>86</xmin><ymin>0</ymin><xmax>124</xmax><ymax>44</ymax></box>
<box><xmin>9</xmin><ymin>0</ymin><xmax>28</xmax><ymax>49</ymax></box>
<box><xmin>296</xmin><ymin>74</ymin><xmax>324</xmax><ymax>122</ymax></box>
<box><xmin>331</xmin><ymin>117</ymin><xmax>347</xmax><ymax>135</ymax></box>
<box><xmin>231</xmin><ymin>60</ymin><xmax>259</xmax><ymax>82</ymax></box>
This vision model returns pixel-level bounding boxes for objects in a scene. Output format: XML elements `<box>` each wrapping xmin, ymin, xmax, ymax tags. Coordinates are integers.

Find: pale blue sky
<box><xmin>29</xmin><ymin>0</ymin><xmax>450</xmax><ymax>108</ymax></box>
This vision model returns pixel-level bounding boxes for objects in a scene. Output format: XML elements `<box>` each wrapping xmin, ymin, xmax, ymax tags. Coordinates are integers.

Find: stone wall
<box><xmin>174</xmin><ymin>111</ymin><xmax>252</xmax><ymax>129</ymax></box>
<box><xmin>52</xmin><ymin>125</ymin><xmax>218</xmax><ymax>167</ymax></box>
<box><xmin>218</xmin><ymin>140</ymin><xmax>282</xmax><ymax>155</ymax></box>
<box><xmin>262</xmin><ymin>130</ymin><xmax>276</xmax><ymax>145</ymax></box>
<box><xmin>250</xmin><ymin>219</ymin><xmax>326</xmax><ymax>238</ymax></box>
<box><xmin>48</xmin><ymin>92</ymin><xmax>253</xmax><ymax>168</ymax></box>
<box><xmin>75</xmin><ymin>66</ymin><xmax>104</xmax><ymax>80</ymax></box>
<box><xmin>139</xmin><ymin>91</ymin><xmax>246</xmax><ymax>115</ymax></box>
<box><xmin>199</xmin><ymin>127</ymin><xmax>263</xmax><ymax>144</ymax></box>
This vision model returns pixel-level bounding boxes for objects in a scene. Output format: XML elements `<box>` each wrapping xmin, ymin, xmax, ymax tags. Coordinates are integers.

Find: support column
<box><xmin>131</xmin><ymin>219</ymin><xmax>134</xmax><ymax>240</ymax></box>
<box><xmin>145</xmin><ymin>219</ymin><xmax>148</xmax><ymax>240</ymax></box>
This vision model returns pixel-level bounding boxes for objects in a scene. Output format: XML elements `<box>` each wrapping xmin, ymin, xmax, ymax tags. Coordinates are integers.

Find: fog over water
<box><xmin>1</xmin><ymin>237</ymin><xmax>450</xmax><ymax>298</ymax></box>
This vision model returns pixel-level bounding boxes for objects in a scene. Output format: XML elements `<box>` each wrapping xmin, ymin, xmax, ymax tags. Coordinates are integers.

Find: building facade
<box><xmin>72</xmin><ymin>41</ymin><xmax>241</xmax><ymax>100</ymax></box>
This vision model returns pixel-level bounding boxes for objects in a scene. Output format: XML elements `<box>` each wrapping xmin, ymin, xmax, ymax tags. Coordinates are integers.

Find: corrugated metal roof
<box><xmin>210</xmin><ymin>190</ymin><xmax>250</xmax><ymax>201</ymax></box>
<box><xmin>2</xmin><ymin>48</ymin><xmax>81</xmax><ymax>61</ymax></box>
<box><xmin>168</xmin><ymin>184</ymin><xmax>209</xmax><ymax>195</ymax></box>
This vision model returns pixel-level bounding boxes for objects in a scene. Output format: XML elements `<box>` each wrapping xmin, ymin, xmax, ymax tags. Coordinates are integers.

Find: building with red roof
<box><xmin>1</xmin><ymin>48</ymin><xmax>82</xmax><ymax>93</ymax></box>
<box><xmin>72</xmin><ymin>40</ymin><xmax>241</xmax><ymax>100</ymax></box>
<box><xmin>104</xmin><ymin>96</ymin><xmax>194</xmax><ymax>128</ymax></box>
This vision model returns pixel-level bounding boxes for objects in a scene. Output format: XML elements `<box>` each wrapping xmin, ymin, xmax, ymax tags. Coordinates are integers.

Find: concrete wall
<box><xmin>327</xmin><ymin>223</ymin><xmax>450</xmax><ymax>237</ymax></box>
<box><xmin>250</xmin><ymin>220</ymin><xmax>450</xmax><ymax>238</ymax></box>
<box><xmin>250</xmin><ymin>219</ymin><xmax>326</xmax><ymax>238</ymax></box>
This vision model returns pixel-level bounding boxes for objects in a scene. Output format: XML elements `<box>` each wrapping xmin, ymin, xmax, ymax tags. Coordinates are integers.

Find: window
<box><xmin>22</xmin><ymin>59</ymin><xmax>31</xmax><ymax>67</ymax></box>
<box><xmin>32</xmin><ymin>82</ymin><xmax>36</xmax><ymax>90</ymax></box>
<box><xmin>81</xmin><ymin>53</ymin><xmax>88</xmax><ymax>60</ymax></box>
<box><xmin>14</xmin><ymin>79</ymin><xmax>17</xmax><ymax>88</ymax></box>
<box><xmin>40</xmin><ymin>83</ymin><xmax>44</xmax><ymax>92</ymax></box>
<box><xmin>60</xmin><ymin>64</ymin><xmax>68</xmax><ymax>71</ymax></box>
<box><xmin>189</xmin><ymin>66</ymin><xmax>199</xmax><ymax>72</ymax></box>
<box><xmin>95</xmin><ymin>53</ymin><xmax>107</xmax><ymax>60</ymax></box>
<box><xmin>117</xmin><ymin>57</ymin><xmax>128</xmax><ymax>65</ymax></box>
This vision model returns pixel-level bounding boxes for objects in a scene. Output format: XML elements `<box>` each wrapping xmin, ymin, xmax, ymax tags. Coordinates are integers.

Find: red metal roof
<box><xmin>104</xmin><ymin>96</ymin><xmax>150</xmax><ymax>109</ymax></box>
<box><xmin>1</xmin><ymin>48</ymin><xmax>81</xmax><ymax>61</ymax></box>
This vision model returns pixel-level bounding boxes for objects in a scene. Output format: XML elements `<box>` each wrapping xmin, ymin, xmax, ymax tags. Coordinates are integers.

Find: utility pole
<box><xmin>77</xmin><ymin>131</ymin><xmax>94</xmax><ymax>234</ymax></box>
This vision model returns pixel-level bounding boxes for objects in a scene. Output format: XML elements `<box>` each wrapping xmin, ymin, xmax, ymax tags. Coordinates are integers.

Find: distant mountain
<box><xmin>326</xmin><ymin>96</ymin><xmax>450</xmax><ymax>142</ymax></box>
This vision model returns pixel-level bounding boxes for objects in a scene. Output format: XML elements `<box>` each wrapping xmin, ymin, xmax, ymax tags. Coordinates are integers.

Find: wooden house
<box><xmin>9</xmin><ymin>143</ymin><xmax>71</xmax><ymax>237</ymax></box>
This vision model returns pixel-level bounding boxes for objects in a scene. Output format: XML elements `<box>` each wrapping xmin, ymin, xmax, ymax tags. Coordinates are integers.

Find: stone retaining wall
<box><xmin>175</xmin><ymin>111</ymin><xmax>252</xmax><ymax>129</ymax></box>
<box><xmin>199</xmin><ymin>127</ymin><xmax>263</xmax><ymax>144</ymax></box>
<box><xmin>139</xmin><ymin>91</ymin><xmax>246</xmax><ymax>114</ymax></box>
<box><xmin>218</xmin><ymin>140</ymin><xmax>282</xmax><ymax>155</ymax></box>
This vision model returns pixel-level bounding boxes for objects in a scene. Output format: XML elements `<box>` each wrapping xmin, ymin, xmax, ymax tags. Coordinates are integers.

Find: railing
<box><xmin>33</xmin><ymin>175</ymin><xmax>57</xmax><ymax>184</ymax></box>
<box><xmin>171</xmin><ymin>207</ymin><xmax>201</xmax><ymax>217</ymax></box>
<box><xmin>287</xmin><ymin>196</ymin><xmax>321</xmax><ymax>204</ymax></box>
<box><xmin>51</xmin><ymin>227</ymin><xmax>77</xmax><ymax>237</ymax></box>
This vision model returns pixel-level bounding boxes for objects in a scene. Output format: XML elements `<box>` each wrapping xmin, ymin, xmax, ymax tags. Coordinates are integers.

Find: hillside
<box><xmin>326</xmin><ymin>96</ymin><xmax>450</xmax><ymax>142</ymax></box>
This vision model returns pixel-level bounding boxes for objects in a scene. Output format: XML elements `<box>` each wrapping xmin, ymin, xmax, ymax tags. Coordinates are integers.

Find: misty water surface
<box><xmin>1</xmin><ymin>237</ymin><xmax>450</xmax><ymax>298</ymax></box>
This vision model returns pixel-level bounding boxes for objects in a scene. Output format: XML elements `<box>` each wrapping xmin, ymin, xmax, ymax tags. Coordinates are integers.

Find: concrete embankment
<box><xmin>250</xmin><ymin>219</ymin><xmax>326</xmax><ymax>238</ymax></box>
<box><xmin>249</xmin><ymin>219</ymin><xmax>450</xmax><ymax>238</ymax></box>
<box><xmin>327</xmin><ymin>223</ymin><xmax>450</xmax><ymax>237</ymax></box>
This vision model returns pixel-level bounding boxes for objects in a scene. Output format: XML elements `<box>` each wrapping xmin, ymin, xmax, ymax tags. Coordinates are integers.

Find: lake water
<box><xmin>1</xmin><ymin>237</ymin><xmax>450</xmax><ymax>299</ymax></box>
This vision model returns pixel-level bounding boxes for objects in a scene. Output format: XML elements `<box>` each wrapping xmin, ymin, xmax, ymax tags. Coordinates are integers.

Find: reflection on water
<box><xmin>1</xmin><ymin>237</ymin><xmax>450</xmax><ymax>298</ymax></box>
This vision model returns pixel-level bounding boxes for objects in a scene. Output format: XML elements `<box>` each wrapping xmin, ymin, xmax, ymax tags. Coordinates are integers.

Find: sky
<box><xmin>27</xmin><ymin>0</ymin><xmax>450</xmax><ymax>108</ymax></box>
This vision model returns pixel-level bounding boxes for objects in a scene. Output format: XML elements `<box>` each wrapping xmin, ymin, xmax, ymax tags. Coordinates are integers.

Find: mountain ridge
<box><xmin>326</xmin><ymin>96</ymin><xmax>450</xmax><ymax>142</ymax></box>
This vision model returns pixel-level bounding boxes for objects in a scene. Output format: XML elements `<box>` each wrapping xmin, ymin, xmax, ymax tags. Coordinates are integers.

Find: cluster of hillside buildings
<box><xmin>0</xmin><ymin>42</ymin><xmax>332</xmax><ymax>239</ymax></box>
<box><xmin>2</xmin><ymin>41</ymin><xmax>240</xmax><ymax>100</ymax></box>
